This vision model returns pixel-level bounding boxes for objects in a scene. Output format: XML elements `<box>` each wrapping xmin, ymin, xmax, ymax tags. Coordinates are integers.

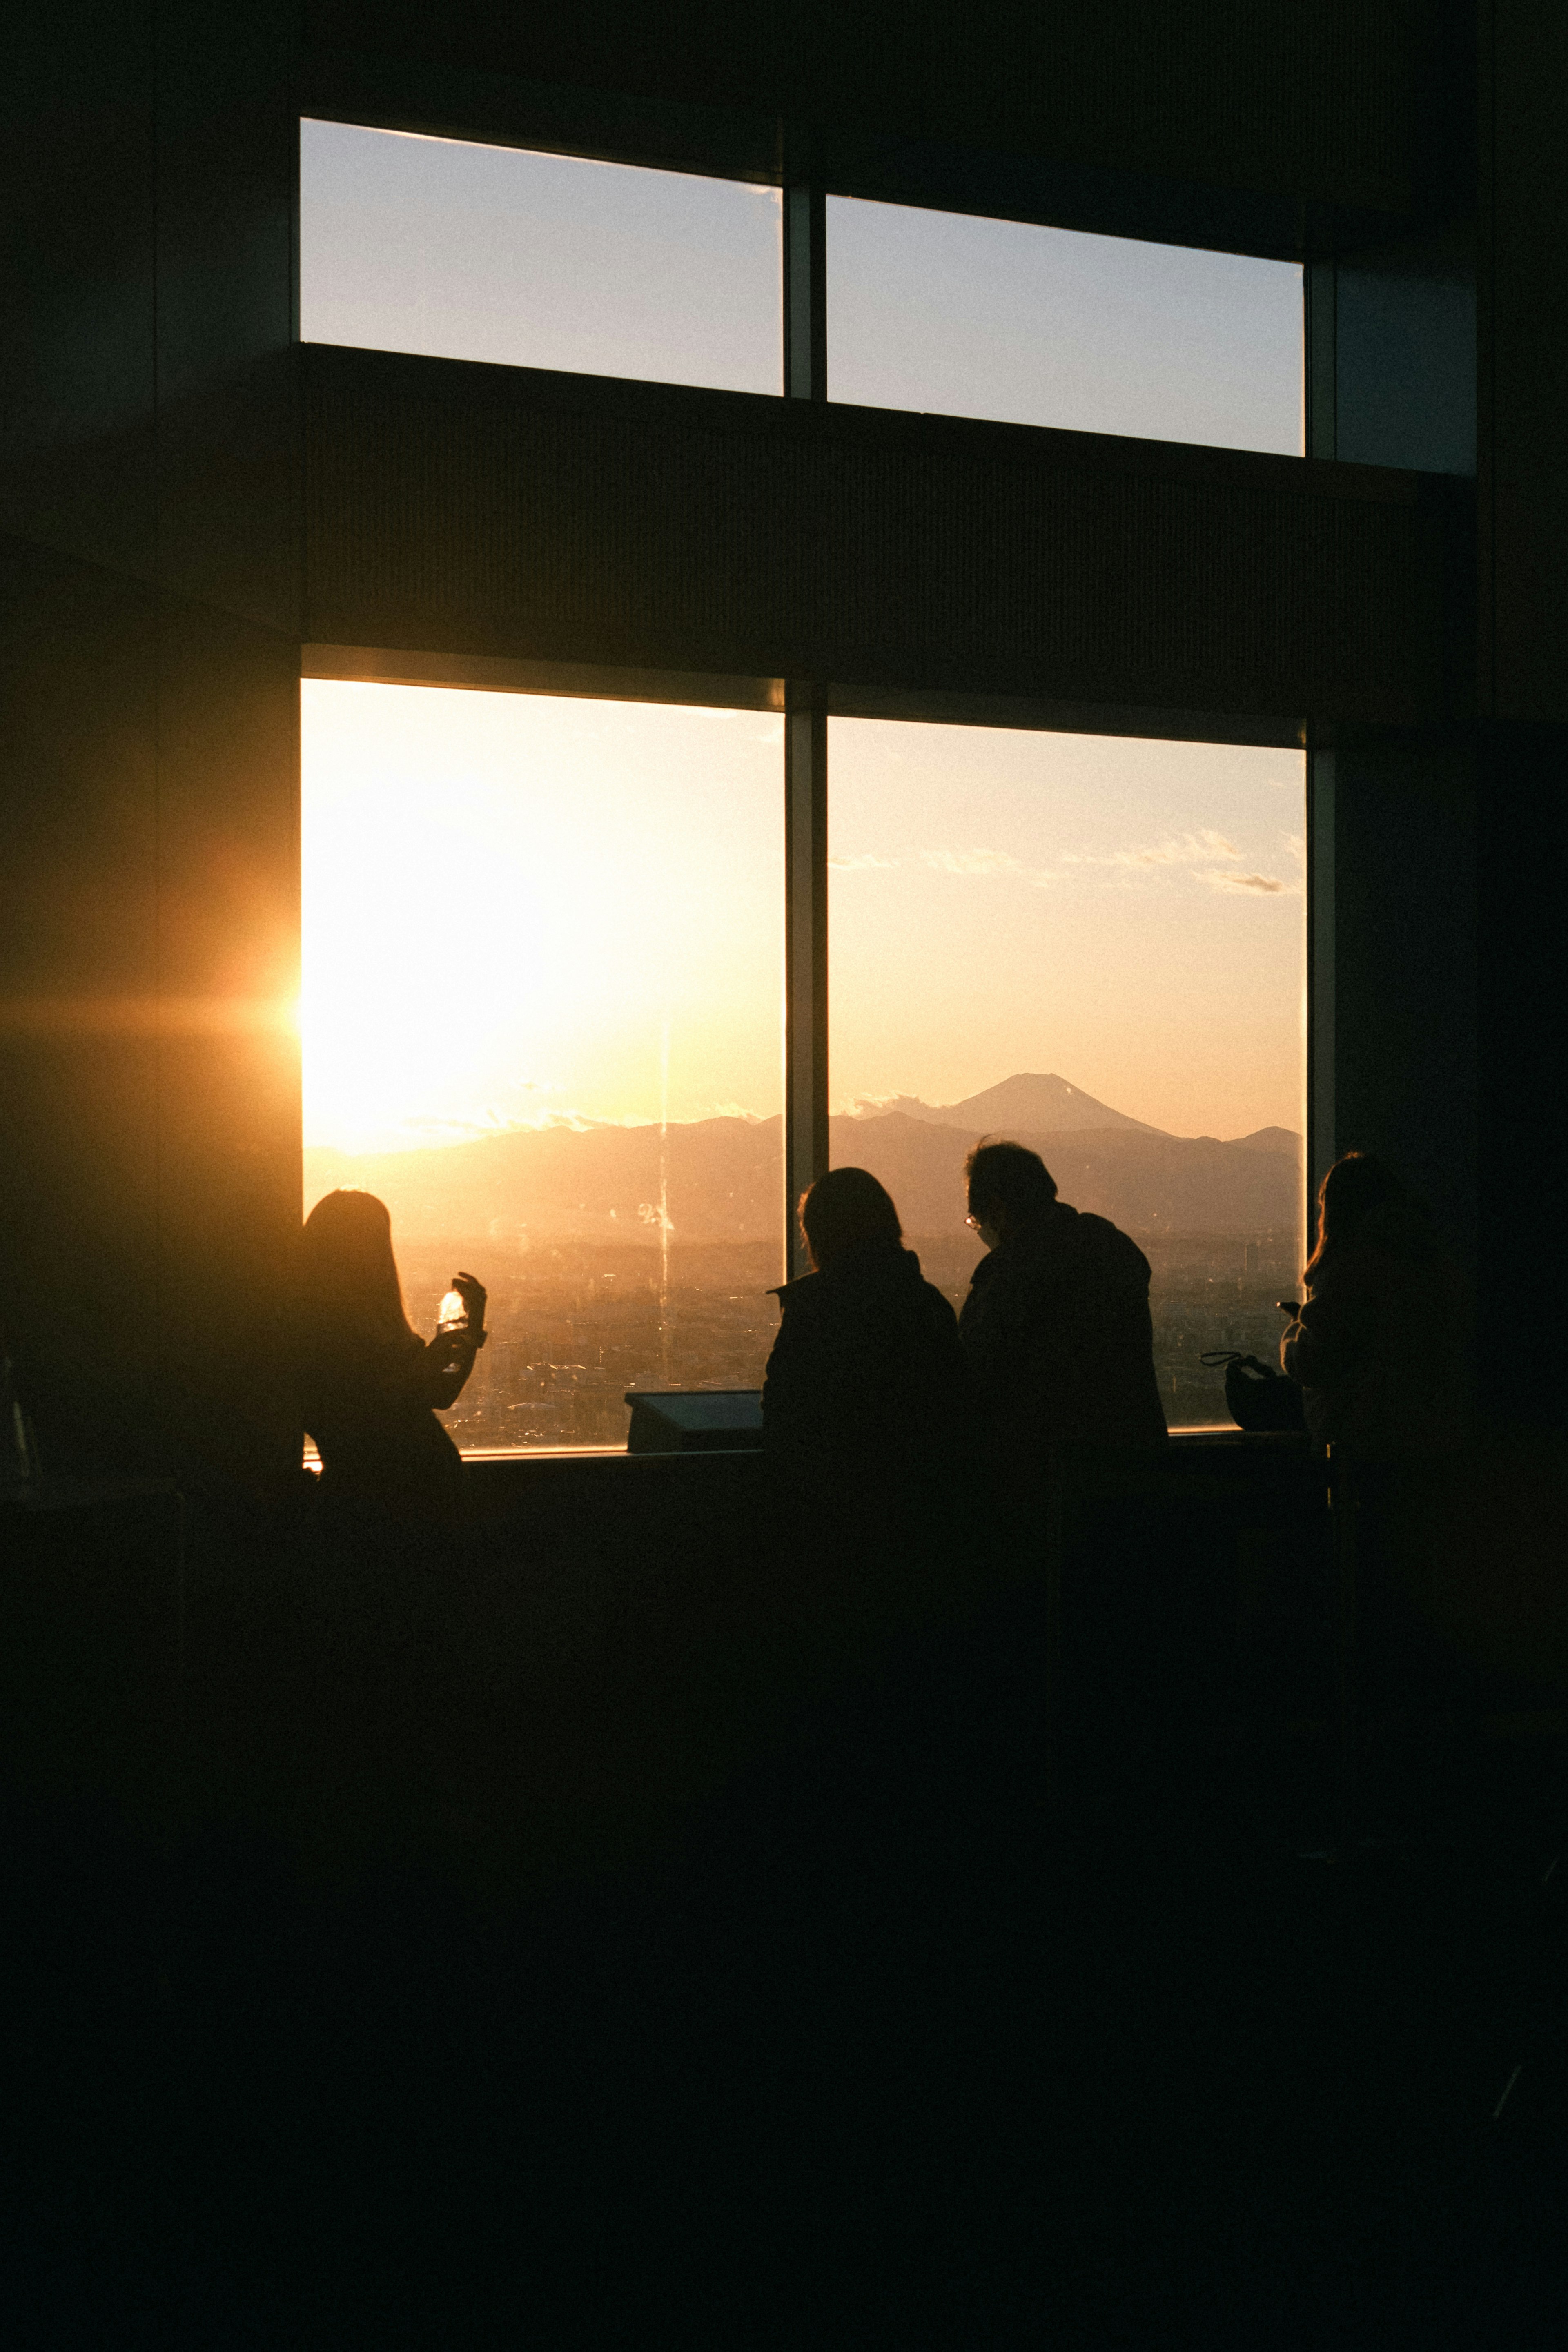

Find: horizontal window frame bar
<box><xmin>296</xmin><ymin>56</ymin><xmax>1429</xmax><ymax>266</ymax></box>
<box><xmin>302</xmin><ymin>644</ymin><xmax>1304</xmax><ymax>755</ymax></box>
<box><xmin>298</xmin><ymin>341</ymin><xmax>1433</xmax><ymax>508</ymax></box>
<box><xmin>301</xmin><ymin>643</ymin><xmax>785</xmax><ymax>713</ymax></box>
<box><xmin>303</xmin><ymin>344</ymin><xmax>1467</xmax><ymax>732</ymax></box>
<box><xmin>299</xmin><ymin>57</ymin><xmax>785</xmax><ymax>191</ymax></box>
<box><xmin>828</xmin><ymin>684</ymin><xmax>1305</xmax><ymax>751</ymax></box>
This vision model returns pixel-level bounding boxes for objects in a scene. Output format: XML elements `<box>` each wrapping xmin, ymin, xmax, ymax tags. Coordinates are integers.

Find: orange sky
<box><xmin>829</xmin><ymin>718</ymin><xmax>1305</xmax><ymax>1140</ymax></box>
<box><xmin>302</xmin><ymin>683</ymin><xmax>1303</xmax><ymax>1156</ymax></box>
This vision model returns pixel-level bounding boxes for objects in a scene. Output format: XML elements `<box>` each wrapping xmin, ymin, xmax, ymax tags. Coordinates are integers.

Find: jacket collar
<box><xmin>771</xmin><ymin>1241</ymin><xmax>923</xmax><ymax>1303</ymax></box>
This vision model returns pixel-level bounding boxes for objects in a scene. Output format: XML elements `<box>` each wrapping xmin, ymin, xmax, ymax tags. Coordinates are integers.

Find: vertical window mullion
<box><xmin>783</xmin><ymin>159</ymin><xmax>827</xmax><ymax>1276</ymax></box>
<box><xmin>1307</xmin><ymin>741</ymin><xmax>1336</xmax><ymax>1243</ymax></box>
<box><xmin>784</xmin><ymin>699</ymin><xmax>828</xmax><ymax>1279</ymax></box>
<box><xmin>783</xmin><ymin>180</ymin><xmax>826</xmax><ymax>401</ymax></box>
<box><xmin>1305</xmin><ymin>259</ymin><xmax>1337</xmax><ymax>461</ymax></box>
<box><xmin>1303</xmin><ymin>261</ymin><xmax>1334</xmax><ymax>1261</ymax></box>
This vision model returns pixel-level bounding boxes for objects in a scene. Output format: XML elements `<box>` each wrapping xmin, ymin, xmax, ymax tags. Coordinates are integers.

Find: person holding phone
<box><xmin>301</xmin><ymin>1188</ymin><xmax>487</xmax><ymax>1523</ymax></box>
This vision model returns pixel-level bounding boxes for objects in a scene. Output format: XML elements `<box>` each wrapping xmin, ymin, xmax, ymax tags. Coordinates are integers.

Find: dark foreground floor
<box><xmin>2</xmin><ymin>1599</ymin><xmax>1566</xmax><ymax>2350</ymax></box>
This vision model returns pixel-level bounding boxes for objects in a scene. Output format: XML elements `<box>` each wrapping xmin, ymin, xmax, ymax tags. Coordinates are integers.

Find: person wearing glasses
<box><xmin>958</xmin><ymin>1140</ymin><xmax>1167</xmax><ymax>1477</ymax></box>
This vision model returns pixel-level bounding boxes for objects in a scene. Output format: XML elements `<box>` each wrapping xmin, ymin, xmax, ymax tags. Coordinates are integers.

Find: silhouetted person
<box><xmin>761</xmin><ymin>1172</ymin><xmax>975</xmax><ymax>1666</ymax></box>
<box><xmin>301</xmin><ymin>1189</ymin><xmax>486</xmax><ymax>1524</ymax></box>
<box><xmin>763</xmin><ymin>1168</ymin><xmax>970</xmax><ymax>1484</ymax></box>
<box><xmin>1281</xmin><ymin>1152</ymin><xmax>1468</xmax><ymax>1460</ymax></box>
<box><xmin>958</xmin><ymin>1140</ymin><xmax>1167</xmax><ymax>1475</ymax></box>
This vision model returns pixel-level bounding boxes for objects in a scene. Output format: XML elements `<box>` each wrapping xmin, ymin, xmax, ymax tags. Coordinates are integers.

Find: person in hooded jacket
<box><xmin>958</xmin><ymin>1139</ymin><xmax>1168</xmax><ymax>1476</ymax></box>
<box><xmin>762</xmin><ymin>1167</ymin><xmax>971</xmax><ymax>1484</ymax></box>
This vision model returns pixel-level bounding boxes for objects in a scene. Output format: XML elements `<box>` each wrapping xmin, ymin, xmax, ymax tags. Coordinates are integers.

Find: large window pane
<box><xmin>301</xmin><ymin>120</ymin><xmax>782</xmax><ymax>395</ymax></box>
<box><xmin>827</xmin><ymin>198</ymin><xmax>1301</xmax><ymax>455</ymax></box>
<box><xmin>302</xmin><ymin>683</ymin><xmax>785</xmax><ymax>1450</ymax></box>
<box><xmin>828</xmin><ymin>721</ymin><xmax>1306</xmax><ymax>1430</ymax></box>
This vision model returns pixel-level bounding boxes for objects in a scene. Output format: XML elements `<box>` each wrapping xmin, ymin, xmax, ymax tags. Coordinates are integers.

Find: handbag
<box><xmin>1199</xmin><ymin>1349</ymin><xmax>1307</xmax><ymax>1434</ymax></box>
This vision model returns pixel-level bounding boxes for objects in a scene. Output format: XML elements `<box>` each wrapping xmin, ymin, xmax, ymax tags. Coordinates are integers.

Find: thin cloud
<box><xmin>827</xmin><ymin>830</ymin><xmax>1281</xmax><ymax>894</ymax></box>
<box><xmin>828</xmin><ymin>846</ymin><xmax>1058</xmax><ymax>886</ymax></box>
<box><xmin>920</xmin><ymin>847</ymin><xmax>1056</xmax><ymax>886</ymax></box>
<box><xmin>1067</xmin><ymin>827</ymin><xmax>1242</xmax><ymax>871</ymax></box>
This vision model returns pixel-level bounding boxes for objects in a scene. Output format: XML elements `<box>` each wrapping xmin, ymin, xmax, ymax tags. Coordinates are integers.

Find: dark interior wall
<box><xmin>0</xmin><ymin>539</ymin><xmax>300</xmax><ymax>1489</ymax></box>
<box><xmin>2</xmin><ymin>0</ymin><xmax>301</xmax><ymax>1488</ymax></box>
<box><xmin>1303</xmin><ymin>0</ymin><xmax>1568</xmax><ymax>1409</ymax></box>
<box><xmin>1474</xmin><ymin>722</ymin><xmax>1568</xmax><ymax>1414</ymax></box>
<box><xmin>1481</xmin><ymin>0</ymin><xmax>1568</xmax><ymax>726</ymax></box>
<box><xmin>303</xmin><ymin>346</ymin><xmax>1459</xmax><ymax>728</ymax></box>
<box><xmin>1323</xmin><ymin>731</ymin><xmax>1479</xmax><ymax>1278</ymax></box>
<box><xmin>153</xmin><ymin>0</ymin><xmax>299</xmax><ymax>633</ymax></box>
<box><xmin>4</xmin><ymin>2</ymin><xmax>156</xmax><ymax>578</ymax></box>
<box><xmin>149</xmin><ymin>599</ymin><xmax>301</xmax><ymax>1490</ymax></box>
<box><xmin>1470</xmin><ymin>3</ymin><xmax>1568</xmax><ymax>1412</ymax></box>
<box><xmin>302</xmin><ymin>0</ymin><xmax>1443</xmax><ymax>236</ymax></box>
<box><xmin>0</xmin><ymin>546</ymin><xmax>161</xmax><ymax>1464</ymax></box>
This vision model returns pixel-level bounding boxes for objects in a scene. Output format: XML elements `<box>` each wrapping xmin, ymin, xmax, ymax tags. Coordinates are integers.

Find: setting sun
<box><xmin>301</xmin><ymin>681</ymin><xmax>785</xmax><ymax>1154</ymax></box>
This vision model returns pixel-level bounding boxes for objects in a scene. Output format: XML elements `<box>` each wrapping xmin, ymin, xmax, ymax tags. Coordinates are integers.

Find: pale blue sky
<box><xmin>827</xmin><ymin>198</ymin><xmax>1302</xmax><ymax>452</ymax></box>
<box><xmin>301</xmin><ymin>120</ymin><xmax>1302</xmax><ymax>454</ymax></box>
<box><xmin>300</xmin><ymin>120</ymin><xmax>782</xmax><ymax>393</ymax></box>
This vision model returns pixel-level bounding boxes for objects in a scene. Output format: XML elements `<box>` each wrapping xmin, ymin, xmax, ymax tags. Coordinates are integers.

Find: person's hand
<box><xmin>452</xmin><ymin>1271</ymin><xmax>488</xmax><ymax>1340</ymax></box>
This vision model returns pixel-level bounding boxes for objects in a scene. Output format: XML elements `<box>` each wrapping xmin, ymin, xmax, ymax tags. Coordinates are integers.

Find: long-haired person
<box><xmin>301</xmin><ymin>1189</ymin><xmax>486</xmax><ymax>1522</ymax></box>
<box><xmin>1281</xmin><ymin>1152</ymin><xmax>1468</xmax><ymax>1459</ymax></box>
<box><xmin>762</xmin><ymin>1167</ymin><xmax>970</xmax><ymax>1484</ymax></box>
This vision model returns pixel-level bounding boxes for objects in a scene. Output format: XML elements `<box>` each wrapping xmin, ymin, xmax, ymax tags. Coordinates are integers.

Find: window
<box><xmin>301</xmin><ymin>131</ymin><xmax>1313</xmax><ymax>1441</ymax></box>
<box><xmin>302</xmin><ymin>682</ymin><xmax>785</xmax><ymax>1450</ymax></box>
<box><xmin>827</xmin><ymin>719</ymin><xmax>1306</xmax><ymax>1428</ymax></box>
<box><xmin>301</xmin><ymin>122</ymin><xmax>1303</xmax><ymax>449</ymax></box>
<box><xmin>826</xmin><ymin>199</ymin><xmax>1302</xmax><ymax>455</ymax></box>
<box><xmin>300</xmin><ymin>120</ymin><xmax>782</xmax><ymax>395</ymax></box>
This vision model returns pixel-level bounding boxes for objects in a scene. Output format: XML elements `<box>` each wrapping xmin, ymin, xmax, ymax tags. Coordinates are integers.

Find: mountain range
<box><xmin>853</xmin><ymin>1072</ymin><xmax>1160</xmax><ymax>1135</ymax></box>
<box><xmin>305</xmin><ymin>1076</ymin><xmax>1301</xmax><ymax>1247</ymax></box>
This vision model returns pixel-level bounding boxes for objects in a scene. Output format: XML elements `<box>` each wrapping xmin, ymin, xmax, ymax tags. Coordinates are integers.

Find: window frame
<box><xmin>298</xmin><ymin>109</ymin><xmax>1317</xmax><ymax>1313</ymax></box>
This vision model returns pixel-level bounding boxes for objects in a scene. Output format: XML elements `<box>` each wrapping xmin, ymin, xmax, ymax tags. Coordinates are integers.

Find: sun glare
<box><xmin>301</xmin><ymin>681</ymin><xmax>786</xmax><ymax>1156</ymax></box>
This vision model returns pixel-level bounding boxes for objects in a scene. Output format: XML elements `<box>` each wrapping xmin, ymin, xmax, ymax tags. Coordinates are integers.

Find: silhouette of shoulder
<box><xmin>763</xmin><ymin>1243</ymin><xmax>966</xmax><ymax>1461</ymax></box>
<box><xmin>965</xmin><ymin>1204</ymin><xmax>1151</xmax><ymax>1314</ymax></box>
<box><xmin>959</xmin><ymin>1201</ymin><xmax>1165</xmax><ymax>1453</ymax></box>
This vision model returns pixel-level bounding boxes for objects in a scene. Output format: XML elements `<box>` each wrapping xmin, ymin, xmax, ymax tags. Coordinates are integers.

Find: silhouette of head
<box><xmin>1306</xmin><ymin>1151</ymin><xmax>1428</xmax><ymax>1278</ymax></box>
<box><xmin>301</xmin><ymin>1189</ymin><xmax>412</xmax><ymax>1341</ymax></box>
<box><xmin>799</xmin><ymin>1167</ymin><xmax>902</xmax><ymax>1272</ymax></box>
<box><xmin>965</xmin><ymin>1140</ymin><xmax>1058</xmax><ymax>1229</ymax></box>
